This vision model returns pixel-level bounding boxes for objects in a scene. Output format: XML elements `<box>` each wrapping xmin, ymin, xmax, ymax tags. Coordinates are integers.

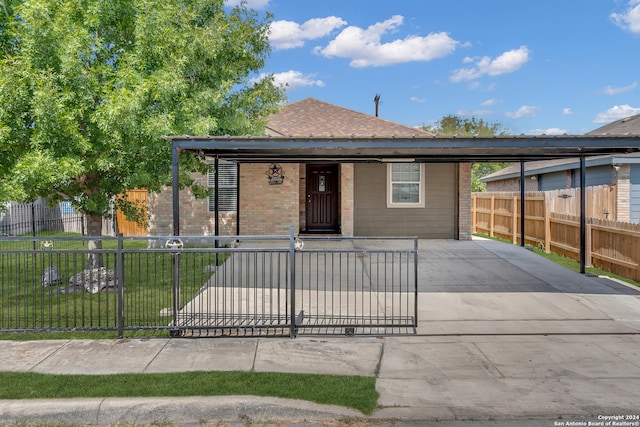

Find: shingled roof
<box><xmin>266</xmin><ymin>98</ymin><xmax>432</xmax><ymax>138</ymax></box>
<box><xmin>587</xmin><ymin>113</ymin><xmax>640</xmax><ymax>135</ymax></box>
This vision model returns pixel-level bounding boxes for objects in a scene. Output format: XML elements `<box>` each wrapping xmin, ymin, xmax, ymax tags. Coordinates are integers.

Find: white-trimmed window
<box><xmin>208</xmin><ymin>161</ymin><xmax>238</xmax><ymax>213</ymax></box>
<box><xmin>387</xmin><ymin>163</ymin><xmax>425</xmax><ymax>208</ymax></box>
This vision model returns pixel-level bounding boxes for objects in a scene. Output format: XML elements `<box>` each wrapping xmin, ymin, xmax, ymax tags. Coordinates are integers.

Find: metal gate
<box><xmin>0</xmin><ymin>229</ymin><xmax>417</xmax><ymax>338</ymax></box>
<box><xmin>174</xmin><ymin>227</ymin><xmax>418</xmax><ymax>337</ymax></box>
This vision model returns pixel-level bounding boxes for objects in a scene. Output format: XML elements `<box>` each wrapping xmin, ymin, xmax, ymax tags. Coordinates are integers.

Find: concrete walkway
<box><xmin>1</xmin><ymin>238</ymin><xmax>639</xmax><ymax>426</ymax></box>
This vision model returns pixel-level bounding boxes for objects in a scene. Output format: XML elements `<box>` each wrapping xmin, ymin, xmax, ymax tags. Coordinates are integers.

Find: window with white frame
<box><xmin>208</xmin><ymin>161</ymin><xmax>238</xmax><ymax>213</ymax></box>
<box><xmin>387</xmin><ymin>163</ymin><xmax>425</xmax><ymax>208</ymax></box>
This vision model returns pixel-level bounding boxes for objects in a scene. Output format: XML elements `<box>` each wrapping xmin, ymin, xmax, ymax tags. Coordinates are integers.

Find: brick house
<box><xmin>149</xmin><ymin>98</ymin><xmax>472</xmax><ymax>239</ymax></box>
<box><xmin>481</xmin><ymin>114</ymin><xmax>640</xmax><ymax>223</ymax></box>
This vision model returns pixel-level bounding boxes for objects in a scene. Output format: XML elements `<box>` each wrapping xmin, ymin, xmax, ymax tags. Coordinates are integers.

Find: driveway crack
<box><xmin>473</xmin><ymin>341</ymin><xmax>506</xmax><ymax>378</ymax></box>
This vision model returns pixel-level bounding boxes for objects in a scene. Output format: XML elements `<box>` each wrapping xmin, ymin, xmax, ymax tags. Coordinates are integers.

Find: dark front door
<box><xmin>306</xmin><ymin>164</ymin><xmax>339</xmax><ymax>232</ymax></box>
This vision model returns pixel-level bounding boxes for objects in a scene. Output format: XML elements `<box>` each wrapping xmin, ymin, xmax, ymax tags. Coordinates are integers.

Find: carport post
<box><xmin>214</xmin><ymin>156</ymin><xmax>219</xmax><ymax>266</ymax></box>
<box><xmin>289</xmin><ymin>225</ymin><xmax>297</xmax><ymax>338</ymax></box>
<box><xmin>580</xmin><ymin>155</ymin><xmax>586</xmax><ymax>274</ymax></box>
<box><xmin>520</xmin><ymin>161</ymin><xmax>525</xmax><ymax>247</ymax></box>
<box><xmin>171</xmin><ymin>141</ymin><xmax>181</xmax><ymax>336</ymax></box>
<box><xmin>172</xmin><ymin>142</ymin><xmax>180</xmax><ymax>237</ymax></box>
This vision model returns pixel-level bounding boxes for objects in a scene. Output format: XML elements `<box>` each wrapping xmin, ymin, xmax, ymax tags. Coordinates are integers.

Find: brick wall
<box><xmin>298</xmin><ymin>164</ymin><xmax>306</xmax><ymax>231</ymax></box>
<box><xmin>148</xmin><ymin>173</ymin><xmax>236</xmax><ymax>237</ymax></box>
<box><xmin>240</xmin><ymin>163</ymin><xmax>300</xmax><ymax>235</ymax></box>
<box><xmin>340</xmin><ymin>163</ymin><xmax>354</xmax><ymax>236</ymax></box>
<box><xmin>486</xmin><ymin>176</ymin><xmax>540</xmax><ymax>192</ymax></box>
<box><xmin>458</xmin><ymin>163</ymin><xmax>472</xmax><ymax>240</ymax></box>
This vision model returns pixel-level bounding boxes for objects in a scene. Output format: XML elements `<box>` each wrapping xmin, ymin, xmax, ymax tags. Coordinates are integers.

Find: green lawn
<box><xmin>0</xmin><ymin>370</ymin><xmax>379</xmax><ymax>415</ymax></box>
<box><xmin>1</xmin><ymin>233</ymin><xmax>226</xmax><ymax>336</ymax></box>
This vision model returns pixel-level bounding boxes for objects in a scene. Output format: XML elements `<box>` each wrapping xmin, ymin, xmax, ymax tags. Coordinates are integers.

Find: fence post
<box><xmin>31</xmin><ymin>203</ymin><xmax>37</xmax><ymax>250</ymax></box>
<box><xmin>544</xmin><ymin>193</ymin><xmax>551</xmax><ymax>253</ymax></box>
<box><xmin>472</xmin><ymin>195</ymin><xmax>477</xmax><ymax>233</ymax></box>
<box><xmin>289</xmin><ymin>225</ymin><xmax>297</xmax><ymax>338</ymax></box>
<box><xmin>490</xmin><ymin>195</ymin><xmax>495</xmax><ymax>237</ymax></box>
<box><xmin>116</xmin><ymin>233</ymin><xmax>125</xmax><ymax>338</ymax></box>
<box><xmin>586</xmin><ymin>220</ymin><xmax>593</xmax><ymax>268</ymax></box>
<box><xmin>511</xmin><ymin>195</ymin><xmax>518</xmax><ymax>244</ymax></box>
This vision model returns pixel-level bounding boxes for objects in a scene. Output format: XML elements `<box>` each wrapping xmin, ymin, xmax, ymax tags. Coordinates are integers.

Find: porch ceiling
<box><xmin>166</xmin><ymin>135</ymin><xmax>640</xmax><ymax>162</ymax></box>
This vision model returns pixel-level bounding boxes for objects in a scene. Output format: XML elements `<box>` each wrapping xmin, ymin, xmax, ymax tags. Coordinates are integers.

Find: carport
<box><xmin>167</xmin><ymin>134</ymin><xmax>640</xmax><ymax>274</ymax></box>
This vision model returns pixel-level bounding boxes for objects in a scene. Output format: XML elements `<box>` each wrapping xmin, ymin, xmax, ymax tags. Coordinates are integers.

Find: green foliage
<box><xmin>0</xmin><ymin>0</ymin><xmax>285</xmax><ymax>225</ymax></box>
<box><xmin>471</xmin><ymin>162</ymin><xmax>510</xmax><ymax>192</ymax></box>
<box><xmin>423</xmin><ymin>114</ymin><xmax>509</xmax><ymax>137</ymax></box>
<box><xmin>423</xmin><ymin>115</ymin><xmax>511</xmax><ymax>191</ymax></box>
<box><xmin>0</xmin><ymin>371</ymin><xmax>379</xmax><ymax>414</ymax></box>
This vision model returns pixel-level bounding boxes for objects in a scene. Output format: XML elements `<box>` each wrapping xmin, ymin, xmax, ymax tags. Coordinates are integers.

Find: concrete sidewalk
<box><xmin>1</xmin><ymin>238</ymin><xmax>639</xmax><ymax>426</ymax></box>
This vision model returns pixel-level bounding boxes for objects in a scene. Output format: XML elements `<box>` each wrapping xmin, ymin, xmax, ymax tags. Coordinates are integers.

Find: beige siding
<box><xmin>354</xmin><ymin>163</ymin><xmax>457</xmax><ymax>238</ymax></box>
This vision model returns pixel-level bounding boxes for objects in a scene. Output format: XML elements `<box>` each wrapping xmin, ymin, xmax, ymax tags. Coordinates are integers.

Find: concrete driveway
<box><xmin>415</xmin><ymin>238</ymin><xmax>640</xmax><ymax>335</ymax></box>
<box><xmin>1</xmin><ymin>237</ymin><xmax>639</xmax><ymax>425</ymax></box>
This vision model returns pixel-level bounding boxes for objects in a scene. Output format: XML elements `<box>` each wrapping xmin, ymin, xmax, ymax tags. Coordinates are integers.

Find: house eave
<box><xmin>481</xmin><ymin>152</ymin><xmax>640</xmax><ymax>182</ymax></box>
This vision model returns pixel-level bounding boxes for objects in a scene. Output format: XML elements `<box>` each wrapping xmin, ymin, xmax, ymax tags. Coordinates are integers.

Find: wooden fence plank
<box><xmin>116</xmin><ymin>190</ymin><xmax>148</xmax><ymax>237</ymax></box>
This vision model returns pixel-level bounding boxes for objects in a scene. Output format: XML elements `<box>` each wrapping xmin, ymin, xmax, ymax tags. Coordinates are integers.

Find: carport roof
<box><xmin>165</xmin><ymin>134</ymin><xmax>640</xmax><ymax>163</ymax></box>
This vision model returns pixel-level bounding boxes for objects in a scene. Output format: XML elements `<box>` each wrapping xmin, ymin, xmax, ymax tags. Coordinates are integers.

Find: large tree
<box><xmin>0</xmin><ymin>0</ymin><xmax>285</xmax><ymax>265</ymax></box>
<box><xmin>423</xmin><ymin>115</ymin><xmax>511</xmax><ymax>192</ymax></box>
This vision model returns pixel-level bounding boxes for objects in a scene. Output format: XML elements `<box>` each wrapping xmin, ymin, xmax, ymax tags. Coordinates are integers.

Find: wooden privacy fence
<box><xmin>116</xmin><ymin>190</ymin><xmax>148</xmax><ymax>236</ymax></box>
<box><xmin>472</xmin><ymin>188</ymin><xmax>640</xmax><ymax>281</ymax></box>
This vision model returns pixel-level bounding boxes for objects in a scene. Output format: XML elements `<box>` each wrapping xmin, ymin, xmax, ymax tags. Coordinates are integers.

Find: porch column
<box><xmin>340</xmin><ymin>163</ymin><xmax>354</xmax><ymax>236</ymax></box>
<box><xmin>580</xmin><ymin>155</ymin><xmax>586</xmax><ymax>274</ymax></box>
<box><xmin>520</xmin><ymin>161</ymin><xmax>525</xmax><ymax>247</ymax></box>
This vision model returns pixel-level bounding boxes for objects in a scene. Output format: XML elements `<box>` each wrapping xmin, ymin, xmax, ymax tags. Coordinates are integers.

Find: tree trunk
<box><xmin>86</xmin><ymin>213</ymin><xmax>103</xmax><ymax>270</ymax></box>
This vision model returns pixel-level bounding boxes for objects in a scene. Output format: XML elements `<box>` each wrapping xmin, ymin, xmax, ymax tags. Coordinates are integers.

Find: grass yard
<box><xmin>0</xmin><ymin>370</ymin><xmax>379</xmax><ymax>415</ymax></box>
<box><xmin>0</xmin><ymin>233</ymin><xmax>227</xmax><ymax>336</ymax></box>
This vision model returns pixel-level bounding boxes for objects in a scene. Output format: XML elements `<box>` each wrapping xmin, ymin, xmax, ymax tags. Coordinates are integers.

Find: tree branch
<box><xmin>1</xmin><ymin>0</ymin><xmax>8</xmax><ymax>18</ymax></box>
<box><xmin>52</xmin><ymin>188</ymin><xmax>73</xmax><ymax>201</ymax></box>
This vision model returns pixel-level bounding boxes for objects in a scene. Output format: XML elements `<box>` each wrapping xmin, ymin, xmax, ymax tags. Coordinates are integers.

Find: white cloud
<box><xmin>317</xmin><ymin>15</ymin><xmax>458</xmax><ymax>67</ymax></box>
<box><xmin>505</xmin><ymin>105</ymin><xmax>538</xmax><ymax>119</ymax></box>
<box><xmin>601</xmin><ymin>82</ymin><xmax>638</xmax><ymax>95</ymax></box>
<box><xmin>224</xmin><ymin>0</ymin><xmax>270</xmax><ymax>9</ymax></box>
<box><xmin>410</xmin><ymin>96</ymin><xmax>426</xmax><ymax>103</ymax></box>
<box><xmin>562</xmin><ymin>108</ymin><xmax>573</xmax><ymax>115</ymax></box>
<box><xmin>610</xmin><ymin>0</ymin><xmax>640</xmax><ymax>34</ymax></box>
<box><xmin>593</xmin><ymin>104</ymin><xmax>640</xmax><ymax>123</ymax></box>
<box><xmin>251</xmin><ymin>70</ymin><xmax>325</xmax><ymax>90</ymax></box>
<box><xmin>269</xmin><ymin>17</ymin><xmax>347</xmax><ymax>50</ymax></box>
<box><xmin>456</xmin><ymin>109</ymin><xmax>493</xmax><ymax>117</ymax></box>
<box><xmin>481</xmin><ymin>98</ymin><xmax>498</xmax><ymax>107</ymax></box>
<box><xmin>528</xmin><ymin>128</ymin><xmax>568</xmax><ymax>136</ymax></box>
<box><xmin>450</xmin><ymin>46</ymin><xmax>530</xmax><ymax>82</ymax></box>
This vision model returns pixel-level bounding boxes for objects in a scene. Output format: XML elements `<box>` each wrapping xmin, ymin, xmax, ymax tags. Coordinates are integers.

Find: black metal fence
<box><xmin>0</xmin><ymin>229</ymin><xmax>418</xmax><ymax>338</ymax></box>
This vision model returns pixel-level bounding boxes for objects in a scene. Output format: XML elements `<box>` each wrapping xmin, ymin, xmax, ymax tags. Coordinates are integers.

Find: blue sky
<box><xmin>226</xmin><ymin>0</ymin><xmax>640</xmax><ymax>135</ymax></box>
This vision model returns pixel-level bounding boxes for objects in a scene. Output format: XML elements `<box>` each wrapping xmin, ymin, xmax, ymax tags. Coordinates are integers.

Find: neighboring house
<box><xmin>148</xmin><ymin>98</ymin><xmax>472</xmax><ymax>239</ymax></box>
<box><xmin>480</xmin><ymin>114</ymin><xmax>640</xmax><ymax>223</ymax></box>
